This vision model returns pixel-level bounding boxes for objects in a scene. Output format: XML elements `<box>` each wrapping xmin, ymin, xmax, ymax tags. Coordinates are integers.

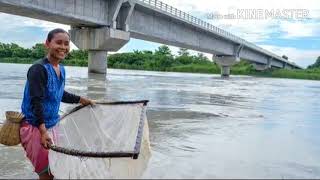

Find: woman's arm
<box><xmin>28</xmin><ymin>64</ymin><xmax>52</xmax><ymax>149</ymax></box>
<box><xmin>61</xmin><ymin>91</ymin><xmax>80</xmax><ymax>104</ymax></box>
<box><xmin>28</xmin><ymin>64</ymin><xmax>47</xmax><ymax>126</ymax></box>
<box><xmin>62</xmin><ymin>91</ymin><xmax>94</xmax><ymax>105</ymax></box>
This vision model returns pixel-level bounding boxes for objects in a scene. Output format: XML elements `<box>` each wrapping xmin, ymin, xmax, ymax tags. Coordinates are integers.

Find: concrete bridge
<box><xmin>0</xmin><ymin>0</ymin><xmax>302</xmax><ymax>77</ymax></box>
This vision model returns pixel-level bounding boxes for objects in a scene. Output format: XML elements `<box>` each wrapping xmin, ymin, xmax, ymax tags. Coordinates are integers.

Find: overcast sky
<box><xmin>0</xmin><ymin>0</ymin><xmax>319</xmax><ymax>68</ymax></box>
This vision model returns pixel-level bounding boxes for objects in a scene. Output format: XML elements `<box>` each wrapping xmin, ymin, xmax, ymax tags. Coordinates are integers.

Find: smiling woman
<box><xmin>45</xmin><ymin>29</ymin><xmax>70</xmax><ymax>61</ymax></box>
<box><xmin>19</xmin><ymin>28</ymin><xmax>94</xmax><ymax>180</ymax></box>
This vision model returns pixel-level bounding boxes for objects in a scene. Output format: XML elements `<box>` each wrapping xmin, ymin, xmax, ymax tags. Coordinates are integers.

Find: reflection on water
<box><xmin>87</xmin><ymin>73</ymin><xmax>108</xmax><ymax>100</ymax></box>
<box><xmin>1</xmin><ymin>63</ymin><xmax>320</xmax><ymax>178</ymax></box>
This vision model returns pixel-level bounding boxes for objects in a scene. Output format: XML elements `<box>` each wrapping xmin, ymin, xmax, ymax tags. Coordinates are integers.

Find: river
<box><xmin>0</xmin><ymin>63</ymin><xmax>320</xmax><ymax>178</ymax></box>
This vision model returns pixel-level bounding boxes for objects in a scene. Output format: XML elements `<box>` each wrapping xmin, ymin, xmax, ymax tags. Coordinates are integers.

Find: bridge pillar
<box><xmin>88</xmin><ymin>50</ymin><xmax>108</xmax><ymax>74</ymax></box>
<box><xmin>69</xmin><ymin>27</ymin><xmax>130</xmax><ymax>74</ymax></box>
<box><xmin>221</xmin><ymin>66</ymin><xmax>231</xmax><ymax>77</ymax></box>
<box><xmin>267</xmin><ymin>57</ymin><xmax>272</xmax><ymax>69</ymax></box>
<box><xmin>283</xmin><ymin>62</ymin><xmax>288</xmax><ymax>69</ymax></box>
<box><xmin>213</xmin><ymin>55</ymin><xmax>239</xmax><ymax>78</ymax></box>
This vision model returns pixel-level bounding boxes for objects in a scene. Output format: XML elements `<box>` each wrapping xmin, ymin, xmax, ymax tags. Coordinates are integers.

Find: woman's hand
<box><xmin>40</xmin><ymin>132</ymin><xmax>53</xmax><ymax>149</ymax></box>
<box><xmin>79</xmin><ymin>97</ymin><xmax>95</xmax><ymax>106</ymax></box>
<box><xmin>39</xmin><ymin>124</ymin><xmax>52</xmax><ymax>149</ymax></box>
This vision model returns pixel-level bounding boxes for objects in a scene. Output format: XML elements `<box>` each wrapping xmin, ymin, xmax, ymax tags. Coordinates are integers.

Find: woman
<box><xmin>20</xmin><ymin>28</ymin><xmax>93</xmax><ymax>179</ymax></box>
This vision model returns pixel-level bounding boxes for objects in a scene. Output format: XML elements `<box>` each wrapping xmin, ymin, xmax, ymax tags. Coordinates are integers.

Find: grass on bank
<box><xmin>256</xmin><ymin>68</ymin><xmax>320</xmax><ymax>80</ymax></box>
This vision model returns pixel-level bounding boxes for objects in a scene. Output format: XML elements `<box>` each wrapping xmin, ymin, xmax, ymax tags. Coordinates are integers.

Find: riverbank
<box><xmin>1</xmin><ymin>57</ymin><xmax>319</xmax><ymax>81</ymax></box>
<box><xmin>0</xmin><ymin>43</ymin><xmax>319</xmax><ymax>80</ymax></box>
<box><xmin>0</xmin><ymin>58</ymin><xmax>320</xmax><ymax>80</ymax></box>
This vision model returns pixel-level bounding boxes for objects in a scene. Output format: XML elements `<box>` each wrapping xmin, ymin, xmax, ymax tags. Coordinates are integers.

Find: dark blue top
<box><xmin>21</xmin><ymin>58</ymin><xmax>80</xmax><ymax>129</ymax></box>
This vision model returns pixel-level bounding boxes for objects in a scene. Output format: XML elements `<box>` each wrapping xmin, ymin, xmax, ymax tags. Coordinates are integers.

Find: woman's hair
<box><xmin>47</xmin><ymin>28</ymin><xmax>70</xmax><ymax>42</ymax></box>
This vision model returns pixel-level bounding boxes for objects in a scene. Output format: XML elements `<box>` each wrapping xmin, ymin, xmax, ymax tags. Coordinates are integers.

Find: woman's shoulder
<box><xmin>33</xmin><ymin>58</ymin><xmax>49</xmax><ymax>66</ymax></box>
<box><xmin>27</xmin><ymin>59</ymin><xmax>48</xmax><ymax>77</ymax></box>
<box><xmin>28</xmin><ymin>63</ymin><xmax>45</xmax><ymax>73</ymax></box>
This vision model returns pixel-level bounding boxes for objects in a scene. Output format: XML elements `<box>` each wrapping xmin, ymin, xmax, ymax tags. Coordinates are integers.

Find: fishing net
<box><xmin>48</xmin><ymin>100</ymin><xmax>151</xmax><ymax>179</ymax></box>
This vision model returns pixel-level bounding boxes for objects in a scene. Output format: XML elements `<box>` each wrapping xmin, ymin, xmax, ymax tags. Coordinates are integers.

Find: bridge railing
<box><xmin>136</xmin><ymin>0</ymin><xmax>300</xmax><ymax>67</ymax></box>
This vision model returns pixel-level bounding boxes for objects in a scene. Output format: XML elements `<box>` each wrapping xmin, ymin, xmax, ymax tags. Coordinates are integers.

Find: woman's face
<box><xmin>45</xmin><ymin>32</ymin><xmax>70</xmax><ymax>61</ymax></box>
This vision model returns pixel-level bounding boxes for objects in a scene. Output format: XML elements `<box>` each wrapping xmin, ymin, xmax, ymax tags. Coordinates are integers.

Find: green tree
<box><xmin>142</xmin><ymin>50</ymin><xmax>153</xmax><ymax>55</ymax></box>
<box><xmin>195</xmin><ymin>53</ymin><xmax>210</xmax><ymax>63</ymax></box>
<box><xmin>0</xmin><ymin>43</ymin><xmax>32</xmax><ymax>58</ymax></box>
<box><xmin>308</xmin><ymin>56</ymin><xmax>320</xmax><ymax>69</ymax></box>
<box><xmin>0</xmin><ymin>43</ymin><xmax>13</xmax><ymax>57</ymax></box>
<box><xmin>12</xmin><ymin>47</ymin><xmax>31</xmax><ymax>58</ymax></box>
<box><xmin>31</xmin><ymin>43</ymin><xmax>46</xmax><ymax>59</ymax></box>
<box><xmin>66</xmin><ymin>49</ymin><xmax>88</xmax><ymax>60</ymax></box>
<box><xmin>197</xmin><ymin>53</ymin><xmax>205</xmax><ymax>59</ymax></box>
<box><xmin>155</xmin><ymin>45</ymin><xmax>172</xmax><ymax>57</ymax></box>
<box><xmin>178</xmin><ymin>48</ymin><xmax>190</xmax><ymax>56</ymax></box>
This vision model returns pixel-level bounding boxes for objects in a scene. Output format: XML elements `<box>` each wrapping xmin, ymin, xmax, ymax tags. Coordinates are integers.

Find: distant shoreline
<box><xmin>1</xmin><ymin>60</ymin><xmax>319</xmax><ymax>81</ymax></box>
<box><xmin>1</xmin><ymin>43</ymin><xmax>319</xmax><ymax>81</ymax></box>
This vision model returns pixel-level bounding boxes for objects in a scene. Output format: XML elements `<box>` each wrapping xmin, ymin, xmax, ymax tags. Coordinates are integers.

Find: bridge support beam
<box><xmin>221</xmin><ymin>66</ymin><xmax>231</xmax><ymax>77</ymax></box>
<box><xmin>267</xmin><ymin>57</ymin><xmax>272</xmax><ymax>69</ymax></box>
<box><xmin>214</xmin><ymin>55</ymin><xmax>240</xmax><ymax>78</ymax></box>
<box><xmin>283</xmin><ymin>62</ymin><xmax>288</xmax><ymax>69</ymax></box>
<box><xmin>69</xmin><ymin>27</ymin><xmax>130</xmax><ymax>74</ymax></box>
<box><xmin>253</xmin><ymin>63</ymin><xmax>268</xmax><ymax>71</ymax></box>
<box><xmin>88</xmin><ymin>50</ymin><xmax>108</xmax><ymax>74</ymax></box>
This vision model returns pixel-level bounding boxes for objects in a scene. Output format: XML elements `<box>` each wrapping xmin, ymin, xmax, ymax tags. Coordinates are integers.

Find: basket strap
<box><xmin>6</xmin><ymin>120</ymin><xmax>21</xmax><ymax>124</ymax></box>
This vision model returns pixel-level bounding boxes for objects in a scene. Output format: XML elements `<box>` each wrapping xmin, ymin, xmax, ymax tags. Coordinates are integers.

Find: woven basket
<box><xmin>0</xmin><ymin>111</ymin><xmax>24</xmax><ymax>146</ymax></box>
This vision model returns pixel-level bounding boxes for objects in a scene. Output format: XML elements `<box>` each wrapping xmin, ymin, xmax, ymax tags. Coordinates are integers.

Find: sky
<box><xmin>0</xmin><ymin>0</ymin><xmax>319</xmax><ymax>68</ymax></box>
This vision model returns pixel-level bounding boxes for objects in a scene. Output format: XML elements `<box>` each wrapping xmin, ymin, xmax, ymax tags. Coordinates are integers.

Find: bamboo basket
<box><xmin>0</xmin><ymin>111</ymin><xmax>24</xmax><ymax>146</ymax></box>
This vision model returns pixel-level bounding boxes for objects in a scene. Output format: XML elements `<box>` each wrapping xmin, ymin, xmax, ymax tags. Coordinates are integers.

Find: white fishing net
<box><xmin>48</xmin><ymin>101</ymin><xmax>151</xmax><ymax>179</ymax></box>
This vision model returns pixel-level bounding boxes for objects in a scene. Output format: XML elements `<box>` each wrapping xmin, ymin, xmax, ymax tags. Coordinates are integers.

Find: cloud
<box><xmin>260</xmin><ymin>45</ymin><xmax>319</xmax><ymax>67</ymax></box>
<box><xmin>0</xmin><ymin>13</ymin><xmax>69</xmax><ymax>32</ymax></box>
<box><xmin>279</xmin><ymin>21</ymin><xmax>320</xmax><ymax>39</ymax></box>
<box><xmin>0</xmin><ymin>13</ymin><xmax>77</xmax><ymax>49</ymax></box>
